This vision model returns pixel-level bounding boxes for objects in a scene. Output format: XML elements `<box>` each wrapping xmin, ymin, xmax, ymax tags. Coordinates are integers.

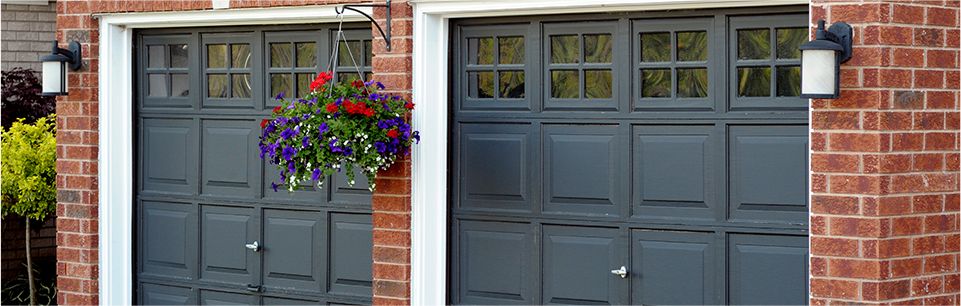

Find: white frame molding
<box><xmin>96</xmin><ymin>6</ymin><xmax>369</xmax><ymax>305</ymax></box>
<box><xmin>408</xmin><ymin>0</ymin><xmax>808</xmax><ymax>304</ymax></box>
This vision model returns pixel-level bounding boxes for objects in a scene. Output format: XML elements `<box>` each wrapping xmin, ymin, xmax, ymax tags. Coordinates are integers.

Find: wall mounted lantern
<box><xmin>40</xmin><ymin>41</ymin><xmax>82</xmax><ymax>96</ymax></box>
<box><xmin>799</xmin><ymin>20</ymin><xmax>852</xmax><ymax>99</ymax></box>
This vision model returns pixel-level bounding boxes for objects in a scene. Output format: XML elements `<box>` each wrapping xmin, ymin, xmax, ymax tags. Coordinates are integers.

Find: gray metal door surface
<box><xmin>450</xmin><ymin>7</ymin><xmax>810</xmax><ymax>305</ymax></box>
<box><xmin>135</xmin><ymin>24</ymin><xmax>375</xmax><ymax>305</ymax></box>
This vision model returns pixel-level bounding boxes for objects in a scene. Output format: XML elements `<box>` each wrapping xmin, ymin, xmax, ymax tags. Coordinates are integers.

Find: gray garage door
<box><xmin>135</xmin><ymin>24</ymin><xmax>375</xmax><ymax>305</ymax></box>
<box><xmin>450</xmin><ymin>7</ymin><xmax>810</xmax><ymax>305</ymax></box>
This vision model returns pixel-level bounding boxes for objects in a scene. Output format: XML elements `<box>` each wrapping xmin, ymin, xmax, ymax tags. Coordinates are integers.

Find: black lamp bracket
<box><xmin>335</xmin><ymin>1</ymin><xmax>392</xmax><ymax>51</ymax></box>
<box><xmin>53</xmin><ymin>41</ymin><xmax>83</xmax><ymax>71</ymax></box>
<box><xmin>817</xmin><ymin>20</ymin><xmax>853</xmax><ymax>64</ymax></box>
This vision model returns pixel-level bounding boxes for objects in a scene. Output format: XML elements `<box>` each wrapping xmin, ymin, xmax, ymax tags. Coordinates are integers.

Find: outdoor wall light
<box><xmin>40</xmin><ymin>40</ymin><xmax>82</xmax><ymax>96</ymax></box>
<box><xmin>799</xmin><ymin>20</ymin><xmax>852</xmax><ymax>99</ymax></box>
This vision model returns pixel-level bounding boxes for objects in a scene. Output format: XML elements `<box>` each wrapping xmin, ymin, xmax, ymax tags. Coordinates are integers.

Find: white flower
<box><xmin>348</xmin><ymin>179</ymin><xmax>355</xmax><ymax>185</ymax></box>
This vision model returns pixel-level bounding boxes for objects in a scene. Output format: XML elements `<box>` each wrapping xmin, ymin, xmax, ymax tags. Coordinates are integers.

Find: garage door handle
<box><xmin>245</xmin><ymin>241</ymin><xmax>260</xmax><ymax>252</ymax></box>
<box><xmin>611</xmin><ymin>266</ymin><xmax>628</xmax><ymax>278</ymax></box>
<box><xmin>246</xmin><ymin>284</ymin><xmax>262</xmax><ymax>293</ymax></box>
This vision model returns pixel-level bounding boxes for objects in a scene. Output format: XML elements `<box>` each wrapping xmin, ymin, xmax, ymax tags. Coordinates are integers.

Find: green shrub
<box><xmin>1</xmin><ymin>115</ymin><xmax>57</xmax><ymax>221</ymax></box>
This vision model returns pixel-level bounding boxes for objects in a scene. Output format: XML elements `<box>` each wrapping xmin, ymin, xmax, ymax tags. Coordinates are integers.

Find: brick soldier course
<box><xmin>51</xmin><ymin>0</ymin><xmax>959</xmax><ymax>305</ymax></box>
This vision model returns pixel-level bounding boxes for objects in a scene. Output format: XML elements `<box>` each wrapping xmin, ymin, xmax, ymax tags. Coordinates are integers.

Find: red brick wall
<box><xmin>809</xmin><ymin>0</ymin><xmax>960</xmax><ymax>304</ymax></box>
<box><xmin>54</xmin><ymin>0</ymin><xmax>412</xmax><ymax>304</ymax></box>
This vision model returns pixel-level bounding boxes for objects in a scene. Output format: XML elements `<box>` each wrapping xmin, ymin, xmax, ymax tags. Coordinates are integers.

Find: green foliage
<box><xmin>1</xmin><ymin>260</ymin><xmax>58</xmax><ymax>306</ymax></box>
<box><xmin>1</xmin><ymin>116</ymin><xmax>57</xmax><ymax>221</ymax></box>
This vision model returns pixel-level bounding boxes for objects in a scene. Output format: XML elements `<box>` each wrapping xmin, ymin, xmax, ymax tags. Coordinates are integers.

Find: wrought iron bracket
<box><xmin>335</xmin><ymin>0</ymin><xmax>392</xmax><ymax>51</ymax></box>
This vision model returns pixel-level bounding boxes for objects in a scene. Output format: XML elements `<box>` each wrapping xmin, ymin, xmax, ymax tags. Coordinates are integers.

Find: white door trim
<box><xmin>408</xmin><ymin>0</ymin><xmax>808</xmax><ymax>305</ymax></box>
<box><xmin>96</xmin><ymin>6</ymin><xmax>369</xmax><ymax>305</ymax></box>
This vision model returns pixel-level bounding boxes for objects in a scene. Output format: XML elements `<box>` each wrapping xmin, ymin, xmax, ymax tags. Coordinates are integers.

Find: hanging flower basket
<box><xmin>259</xmin><ymin>72</ymin><xmax>419</xmax><ymax>192</ymax></box>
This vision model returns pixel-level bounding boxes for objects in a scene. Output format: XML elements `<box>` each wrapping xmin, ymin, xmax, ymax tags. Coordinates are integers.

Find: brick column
<box><xmin>809</xmin><ymin>1</ymin><xmax>960</xmax><ymax>304</ymax></box>
<box><xmin>370</xmin><ymin>1</ymin><xmax>414</xmax><ymax>304</ymax></box>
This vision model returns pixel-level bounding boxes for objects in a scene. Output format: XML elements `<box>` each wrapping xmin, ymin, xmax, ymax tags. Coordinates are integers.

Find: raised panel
<box><xmin>141</xmin><ymin>283</ymin><xmax>195</xmax><ymax>305</ymax></box>
<box><xmin>200</xmin><ymin>290</ymin><xmax>258</xmax><ymax>305</ymax></box>
<box><xmin>329</xmin><ymin>167</ymin><xmax>372</xmax><ymax>207</ymax></box>
<box><xmin>202</xmin><ymin>119</ymin><xmax>260</xmax><ymax>198</ymax></box>
<box><xmin>631</xmin><ymin>230</ymin><xmax>716</xmax><ymax>305</ymax></box>
<box><xmin>141</xmin><ymin>118</ymin><xmax>197</xmax><ymax>195</ymax></box>
<box><xmin>262</xmin><ymin>161</ymin><xmax>328</xmax><ymax>203</ymax></box>
<box><xmin>728</xmin><ymin>234</ymin><xmax>808</xmax><ymax>305</ymax></box>
<box><xmin>459</xmin><ymin>124</ymin><xmax>532</xmax><ymax>212</ymax></box>
<box><xmin>633</xmin><ymin>125</ymin><xmax>716</xmax><ymax>220</ymax></box>
<box><xmin>328</xmin><ymin>213</ymin><xmax>373</xmax><ymax>296</ymax></box>
<box><xmin>543</xmin><ymin>125</ymin><xmax>623</xmax><ymax>216</ymax></box>
<box><xmin>456</xmin><ymin>221</ymin><xmax>533</xmax><ymax>305</ymax></box>
<box><xmin>729</xmin><ymin>125</ymin><xmax>808</xmax><ymax>224</ymax></box>
<box><xmin>542</xmin><ymin>226</ymin><xmax>626</xmax><ymax>305</ymax></box>
<box><xmin>263</xmin><ymin>209</ymin><xmax>324</xmax><ymax>292</ymax></box>
<box><xmin>140</xmin><ymin>201</ymin><xmax>196</xmax><ymax>279</ymax></box>
<box><xmin>200</xmin><ymin>205</ymin><xmax>256</xmax><ymax>285</ymax></box>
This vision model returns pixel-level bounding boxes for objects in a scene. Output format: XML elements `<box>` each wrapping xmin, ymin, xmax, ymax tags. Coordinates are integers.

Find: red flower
<box><xmin>404</xmin><ymin>102</ymin><xmax>415</xmax><ymax>110</ymax></box>
<box><xmin>325</xmin><ymin>103</ymin><xmax>339</xmax><ymax>113</ymax></box>
<box><xmin>260</xmin><ymin>119</ymin><xmax>269</xmax><ymax>128</ymax></box>
<box><xmin>309</xmin><ymin>72</ymin><xmax>333</xmax><ymax>91</ymax></box>
<box><xmin>273</xmin><ymin>106</ymin><xmax>282</xmax><ymax>113</ymax></box>
<box><xmin>386</xmin><ymin>129</ymin><xmax>399</xmax><ymax>138</ymax></box>
<box><xmin>352</xmin><ymin>79</ymin><xmax>365</xmax><ymax>88</ymax></box>
<box><xmin>363</xmin><ymin>109</ymin><xmax>374</xmax><ymax>117</ymax></box>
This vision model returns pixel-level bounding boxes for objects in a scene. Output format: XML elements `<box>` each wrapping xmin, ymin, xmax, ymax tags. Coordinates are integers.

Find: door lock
<box><xmin>245</xmin><ymin>241</ymin><xmax>260</xmax><ymax>252</ymax></box>
<box><xmin>611</xmin><ymin>266</ymin><xmax>628</xmax><ymax>278</ymax></box>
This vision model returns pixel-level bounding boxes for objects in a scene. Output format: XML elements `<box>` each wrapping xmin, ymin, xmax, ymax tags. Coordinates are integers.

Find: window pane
<box><xmin>468</xmin><ymin>71</ymin><xmax>495</xmax><ymax>99</ymax></box>
<box><xmin>337</xmin><ymin>72</ymin><xmax>362</xmax><ymax>84</ymax></box>
<box><xmin>207</xmin><ymin>44</ymin><xmax>227</xmax><ymax>68</ymax></box>
<box><xmin>776</xmin><ymin>28</ymin><xmax>806</xmax><ymax>59</ymax></box>
<box><xmin>271</xmin><ymin>73</ymin><xmax>292</xmax><ymax>99</ymax></box>
<box><xmin>169</xmin><ymin>44</ymin><xmax>188</xmax><ymax>68</ymax></box>
<box><xmin>550</xmin><ymin>70</ymin><xmax>579</xmax><ymax>99</ymax></box>
<box><xmin>640</xmin><ymin>32</ymin><xmax>671</xmax><ymax>62</ymax></box>
<box><xmin>737</xmin><ymin>29</ymin><xmax>770</xmax><ymax>60</ymax></box>
<box><xmin>231</xmin><ymin>44</ymin><xmax>251</xmax><ymax>68</ymax></box>
<box><xmin>364</xmin><ymin>40</ymin><xmax>373</xmax><ymax>66</ymax></box>
<box><xmin>468</xmin><ymin>37</ymin><xmax>494</xmax><ymax>65</ymax></box>
<box><xmin>550</xmin><ymin>35</ymin><xmax>579</xmax><ymax>64</ymax></box>
<box><xmin>148</xmin><ymin>74</ymin><xmax>167</xmax><ymax>97</ymax></box>
<box><xmin>148</xmin><ymin>45</ymin><xmax>164</xmax><ymax>68</ymax></box>
<box><xmin>270</xmin><ymin>43</ymin><xmax>293</xmax><ymax>68</ymax></box>
<box><xmin>677</xmin><ymin>68</ymin><xmax>708</xmax><ymax>98</ymax></box>
<box><xmin>296</xmin><ymin>42</ymin><xmax>316</xmax><ymax>68</ymax></box>
<box><xmin>296</xmin><ymin>73</ymin><xmax>314</xmax><ymax>97</ymax></box>
<box><xmin>498</xmin><ymin>71</ymin><xmax>525</xmax><ymax>98</ymax></box>
<box><xmin>584</xmin><ymin>34</ymin><xmax>613</xmax><ymax>63</ymax></box>
<box><xmin>584</xmin><ymin>70</ymin><xmax>612</xmax><ymax>99</ymax></box>
<box><xmin>641</xmin><ymin>69</ymin><xmax>672</xmax><ymax>98</ymax></box>
<box><xmin>677</xmin><ymin>31</ymin><xmax>707</xmax><ymax>62</ymax></box>
<box><xmin>737</xmin><ymin>67</ymin><xmax>771</xmax><ymax>97</ymax></box>
<box><xmin>338</xmin><ymin>41</ymin><xmax>363</xmax><ymax>66</ymax></box>
<box><xmin>232</xmin><ymin>74</ymin><xmax>251</xmax><ymax>98</ymax></box>
<box><xmin>498</xmin><ymin>36</ymin><xmax>525</xmax><ymax>65</ymax></box>
<box><xmin>776</xmin><ymin>66</ymin><xmax>801</xmax><ymax>97</ymax></box>
<box><xmin>207</xmin><ymin>74</ymin><xmax>227</xmax><ymax>98</ymax></box>
<box><xmin>171</xmin><ymin>74</ymin><xmax>189</xmax><ymax>97</ymax></box>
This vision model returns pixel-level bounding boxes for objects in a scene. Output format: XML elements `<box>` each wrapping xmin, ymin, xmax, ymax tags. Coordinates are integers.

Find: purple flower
<box><xmin>343</xmin><ymin>147</ymin><xmax>353</xmax><ymax>156</ymax></box>
<box><xmin>335</xmin><ymin>97</ymin><xmax>344</xmax><ymax>106</ymax></box>
<box><xmin>282</xmin><ymin>146</ymin><xmax>297</xmax><ymax>161</ymax></box>
<box><xmin>287</xmin><ymin>102</ymin><xmax>296</xmax><ymax>110</ymax></box>
<box><xmin>311</xmin><ymin>168</ymin><xmax>322</xmax><ymax>181</ymax></box>
<box><xmin>288</xmin><ymin>162</ymin><xmax>296</xmax><ymax>174</ymax></box>
<box><xmin>413</xmin><ymin>131</ymin><xmax>421</xmax><ymax>144</ymax></box>
<box><xmin>374</xmin><ymin>141</ymin><xmax>387</xmax><ymax>153</ymax></box>
<box><xmin>301</xmin><ymin>136</ymin><xmax>310</xmax><ymax>148</ymax></box>
<box><xmin>318</xmin><ymin>122</ymin><xmax>329</xmax><ymax>134</ymax></box>
<box><xmin>280</xmin><ymin>128</ymin><xmax>296</xmax><ymax>140</ymax></box>
<box><xmin>275</xmin><ymin>92</ymin><xmax>285</xmax><ymax>100</ymax></box>
<box><xmin>377</xmin><ymin>120</ymin><xmax>390</xmax><ymax>129</ymax></box>
<box><xmin>271</xmin><ymin>182</ymin><xmax>279</xmax><ymax>192</ymax></box>
<box><xmin>369</xmin><ymin>93</ymin><xmax>380</xmax><ymax>101</ymax></box>
<box><xmin>376</xmin><ymin>82</ymin><xmax>385</xmax><ymax>90</ymax></box>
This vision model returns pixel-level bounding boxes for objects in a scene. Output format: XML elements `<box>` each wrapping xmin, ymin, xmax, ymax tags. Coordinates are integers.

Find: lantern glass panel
<box><xmin>801</xmin><ymin>49</ymin><xmax>837</xmax><ymax>96</ymax></box>
<box><xmin>42</xmin><ymin>61</ymin><xmax>65</xmax><ymax>94</ymax></box>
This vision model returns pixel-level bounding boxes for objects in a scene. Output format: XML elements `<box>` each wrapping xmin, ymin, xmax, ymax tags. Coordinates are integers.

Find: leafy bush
<box><xmin>1</xmin><ymin>68</ymin><xmax>56</xmax><ymax>129</ymax></box>
<box><xmin>1</xmin><ymin>116</ymin><xmax>57</xmax><ymax>220</ymax></box>
<box><xmin>1</xmin><ymin>260</ymin><xmax>57</xmax><ymax>306</ymax></box>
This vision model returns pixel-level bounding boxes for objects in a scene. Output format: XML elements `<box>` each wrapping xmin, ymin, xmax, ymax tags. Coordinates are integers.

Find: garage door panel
<box><xmin>140</xmin><ymin>200</ymin><xmax>197</xmax><ymax>279</ymax></box>
<box><xmin>631</xmin><ymin>230</ymin><xmax>717</xmax><ymax>305</ymax></box>
<box><xmin>727</xmin><ymin>14</ymin><xmax>809</xmax><ymax>111</ymax></box>
<box><xmin>141</xmin><ymin>283</ymin><xmax>196</xmax><ymax>305</ymax></box>
<box><xmin>201</xmin><ymin>32</ymin><xmax>261</xmax><ymax>109</ymax></box>
<box><xmin>543</xmin><ymin>125</ymin><xmax>624</xmax><ymax>216</ymax></box>
<box><xmin>458</xmin><ymin>25</ymin><xmax>532</xmax><ymax>112</ymax></box>
<box><xmin>262</xmin><ymin>209</ymin><xmax>325</xmax><ymax>292</ymax></box>
<box><xmin>542</xmin><ymin>226</ymin><xmax>626</xmax><ymax>305</ymax></box>
<box><xmin>330</xmin><ymin>168</ymin><xmax>373</xmax><ymax>206</ymax></box>
<box><xmin>262</xmin><ymin>162</ymin><xmax>328</xmax><ymax>202</ymax></box>
<box><xmin>542</xmin><ymin>22</ymin><xmax>620</xmax><ymax>111</ymax></box>
<box><xmin>141</xmin><ymin>35</ymin><xmax>197</xmax><ymax>110</ymax></box>
<box><xmin>328</xmin><ymin>213</ymin><xmax>373</xmax><ymax>296</ymax></box>
<box><xmin>200</xmin><ymin>289</ymin><xmax>259</xmax><ymax>305</ymax></box>
<box><xmin>631</xmin><ymin>18</ymin><xmax>716</xmax><ymax>111</ymax></box>
<box><xmin>263</xmin><ymin>296</ymin><xmax>321</xmax><ymax>305</ymax></box>
<box><xmin>729</xmin><ymin>125</ymin><xmax>808</xmax><ymax>224</ymax></box>
<box><xmin>459</xmin><ymin>124</ymin><xmax>533</xmax><ymax>212</ymax></box>
<box><xmin>201</xmin><ymin>119</ymin><xmax>261</xmax><ymax>198</ymax></box>
<box><xmin>633</xmin><ymin>125</ymin><xmax>717</xmax><ymax>221</ymax></box>
<box><xmin>200</xmin><ymin>205</ymin><xmax>258</xmax><ymax>285</ymax></box>
<box><xmin>456</xmin><ymin>221</ymin><xmax>534</xmax><ymax>304</ymax></box>
<box><xmin>728</xmin><ymin>234</ymin><xmax>808</xmax><ymax>305</ymax></box>
<box><xmin>141</xmin><ymin>118</ymin><xmax>198</xmax><ymax>195</ymax></box>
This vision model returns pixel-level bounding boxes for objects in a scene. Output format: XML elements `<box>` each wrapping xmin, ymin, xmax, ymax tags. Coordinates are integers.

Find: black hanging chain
<box><xmin>335</xmin><ymin>0</ymin><xmax>392</xmax><ymax>51</ymax></box>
